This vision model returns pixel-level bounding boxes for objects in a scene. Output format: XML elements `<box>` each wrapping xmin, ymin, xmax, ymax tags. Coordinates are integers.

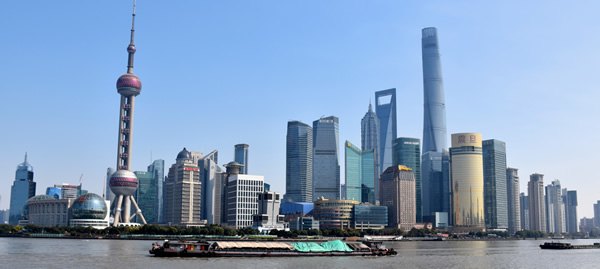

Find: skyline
<box><xmin>1</xmin><ymin>1</ymin><xmax>600</xmax><ymax>217</ymax></box>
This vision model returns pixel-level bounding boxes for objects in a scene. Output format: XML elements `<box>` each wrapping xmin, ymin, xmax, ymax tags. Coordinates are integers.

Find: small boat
<box><xmin>149</xmin><ymin>239</ymin><xmax>397</xmax><ymax>257</ymax></box>
<box><xmin>540</xmin><ymin>242</ymin><xmax>600</xmax><ymax>250</ymax></box>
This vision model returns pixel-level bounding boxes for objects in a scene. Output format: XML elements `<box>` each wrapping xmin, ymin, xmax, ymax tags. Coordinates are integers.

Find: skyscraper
<box><xmin>563</xmin><ymin>190</ymin><xmax>578</xmax><ymax>233</ymax></box>
<box><xmin>312</xmin><ymin>116</ymin><xmax>340</xmax><ymax>200</ymax></box>
<box><xmin>528</xmin><ymin>173</ymin><xmax>546</xmax><ymax>232</ymax></box>
<box><xmin>198</xmin><ymin>150</ymin><xmax>223</xmax><ymax>224</ymax></box>
<box><xmin>449</xmin><ymin>133</ymin><xmax>485</xmax><ymax>231</ymax></box>
<box><xmin>421</xmin><ymin>27</ymin><xmax>448</xmax><ymax>224</ymax></box>
<box><xmin>421</xmin><ymin>27</ymin><xmax>447</xmax><ymax>154</ymax></box>
<box><xmin>148</xmin><ymin>159</ymin><xmax>164</xmax><ymax>223</ymax></box>
<box><xmin>134</xmin><ymin>159</ymin><xmax>164</xmax><ymax>224</ymax></box>
<box><xmin>134</xmin><ymin>171</ymin><xmax>155</xmax><ymax>223</ymax></box>
<box><xmin>392</xmin><ymin>137</ymin><xmax>421</xmax><ymax>222</ymax></box>
<box><xmin>109</xmin><ymin>1</ymin><xmax>146</xmax><ymax>225</ymax></box>
<box><xmin>9</xmin><ymin>154</ymin><xmax>36</xmax><ymax>225</ymax></box>
<box><xmin>163</xmin><ymin>148</ymin><xmax>202</xmax><ymax>225</ymax></box>
<box><xmin>361</xmin><ymin>103</ymin><xmax>380</xmax><ymax>197</ymax></box>
<box><xmin>344</xmin><ymin>141</ymin><xmax>375</xmax><ymax>203</ymax></box>
<box><xmin>380</xmin><ymin>165</ymin><xmax>416</xmax><ymax>231</ymax></box>
<box><xmin>286</xmin><ymin>121</ymin><xmax>313</xmax><ymax>202</ymax></box>
<box><xmin>506</xmin><ymin>168</ymin><xmax>521</xmax><ymax>234</ymax></box>
<box><xmin>234</xmin><ymin>144</ymin><xmax>249</xmax><ymax>174</ymax></box>
<box><xmin>594</xmin><ymin>201</ymin><xmax>600</xmax><ymax>228</ymax></box>
<box><xmin>482</xmin><ymin>139</ymin><xmax>508</xmax><ymax>230</ymax></box>
<box><xmin>375</xmin><ymin>89</ymin><xmax>397</xmax><ymax>175</ymax></box>
<box><xmin>520</xmin><ymin>193</ymin><xmax>530</xmax><ymax>230</ymax></box>
<box><xmin>545</xmin><ymin>180</ymin><xmax>565</xmax><ymax>234</ymax></box>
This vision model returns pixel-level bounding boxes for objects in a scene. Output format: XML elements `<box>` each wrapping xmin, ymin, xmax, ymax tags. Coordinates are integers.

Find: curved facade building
<box><xmin>375</xmin><ymin>89</ymin><xmax>397</xmax><ymax>175</ymax></box>
<box><xmin>313</xmin><ymin>198</ymin><xmax>359</xmax><ymax>230</ymax></box>
<box><xmin>450</xmin><ymin>133</ymin><xmax>484</xmax><ymax>231</ymax></box>
<box><xmin>23</xmin><ymin>195</ymin><xmax>72</xmax><ymax>227</ymax></box>
<box><xmin>69</xmin><ymin>193</ymin><xmax>110</xmax><ymax>229</ymax></box>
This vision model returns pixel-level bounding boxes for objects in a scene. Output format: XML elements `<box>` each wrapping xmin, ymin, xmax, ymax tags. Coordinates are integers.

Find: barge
<box><xmin>539</xmin><ymin>242</ymin><xmax>600</xmax><ymax>250</ymax></box>
<box><xmin>149</xmin><ymin>239</ymin><xmax>397</xmax><ymax>257</ymax></box>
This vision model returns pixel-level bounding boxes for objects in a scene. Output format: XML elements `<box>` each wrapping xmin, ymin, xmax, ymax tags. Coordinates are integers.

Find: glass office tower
<box><xmin>482</xmin><ymin>139</ymin><xmax>508</xmax><ymax>230</ymax></box>
<box><xmin>375</xmin><ymin>89</ymin><xmax>397</xmax><ymax>175</ymax></box>
<box><xmin>421</xmin><ymin>27</ymin><xmax>448</xmax><ymax>223</ymax></box>
<box><xmin>312</xmin><ymin>116</ymin><xmax>340</xmax><ymax>200</ymax></box>
<box><xmin>344</xmin><ymin>141</ymin><xmax>376</xmax><ymax>203</ymax></box>
<box><xmin>286</xmin><ymin>121</ymin><xmax>313</xmax><ymax>202</ymax></box>
<box><xmin>9</xmin><ymin>154</ymin><xmax>36</xmax><ymax>224</ymax></box>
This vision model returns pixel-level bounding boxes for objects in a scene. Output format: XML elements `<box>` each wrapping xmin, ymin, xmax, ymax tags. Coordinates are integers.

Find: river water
<box><xmin>1</xmin><ymin>238</ymin><xmax>599</xmax><ymax>269</ymax></box>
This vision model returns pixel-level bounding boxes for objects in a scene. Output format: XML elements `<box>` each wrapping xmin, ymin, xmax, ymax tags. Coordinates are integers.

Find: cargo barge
<box><xmin>149</xmin><ymin>240</ymin><xmax>397</xmax><ymax>257</ymax></box>
<box><xmin>539</xmin><ymin>242</ymin><xmax>600</xmax><ymax>250</ymax></box>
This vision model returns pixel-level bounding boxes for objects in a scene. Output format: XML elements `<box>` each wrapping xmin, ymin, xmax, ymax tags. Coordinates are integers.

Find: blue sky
<box><xmin>1</xmin><ymin>1</ymin><xmax>599</xmax><ymax>217</ymax></box>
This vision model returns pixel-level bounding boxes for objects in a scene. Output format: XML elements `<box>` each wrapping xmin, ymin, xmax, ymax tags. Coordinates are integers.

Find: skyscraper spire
<box><xmin>127</xmin><ymin>0</ymin><xmax>137</xmax><ymax>74</ymax></box>
<box><xmin>24</xmin><ymin>152</ymin><xmax>28</xmax><ymax>164</ymax></box>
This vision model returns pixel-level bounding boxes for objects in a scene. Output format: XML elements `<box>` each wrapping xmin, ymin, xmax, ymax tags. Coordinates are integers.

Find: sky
<box><xmin>1</xmin><ymin>1</ymin><xmax>599</xmax><ymax>217</ymax></box>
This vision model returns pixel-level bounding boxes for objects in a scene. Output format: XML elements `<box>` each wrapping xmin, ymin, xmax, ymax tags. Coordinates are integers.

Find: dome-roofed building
<box><xmin>176</xmin><ymin>147</ymin><xmax>192</xmax><ymax>161</ymax></box>
<box><xmin>69</xmin><ymin>193</ymin><xmax>110</xmax><ymax>229</ymax></box>
<box><xmin>21</xmin><ymin>194</ymin><xmax>73</xmax><ymax>227</ymax></box>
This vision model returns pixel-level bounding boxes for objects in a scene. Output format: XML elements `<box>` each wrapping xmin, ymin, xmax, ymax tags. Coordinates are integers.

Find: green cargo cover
<box><xmin>292</xmin><ymin>240</ymin><xmax>353</xmax><ymax>252</ymax></box>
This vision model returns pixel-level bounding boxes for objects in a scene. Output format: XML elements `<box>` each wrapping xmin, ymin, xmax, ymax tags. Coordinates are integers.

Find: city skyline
<box><xmin>1</xmin><ymin>1</ymin><xmax>600</xmax><ymax>217</ymax></box>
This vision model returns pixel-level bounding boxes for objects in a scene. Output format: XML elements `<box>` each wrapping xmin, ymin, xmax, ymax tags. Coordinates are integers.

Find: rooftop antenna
<box><xmin>126</xmin><ymin>0</ymin><xmax>137</xmax><ymax>74</ymax></box>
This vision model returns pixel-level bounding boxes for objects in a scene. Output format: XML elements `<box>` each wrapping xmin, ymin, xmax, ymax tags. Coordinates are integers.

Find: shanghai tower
<box><xmin>109</xmin><ymin>0</ymin><xmax>147</xmax><ymax>226</ymax></box>
<box><xmin>421</xmin><ymin>27</ymin><xmax>449</xmax><ymax>223</ymax></box>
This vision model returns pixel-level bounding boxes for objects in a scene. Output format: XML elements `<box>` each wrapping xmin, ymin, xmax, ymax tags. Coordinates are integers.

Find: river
<box><xmin>1</xmin><ymin>238</ymin><xmax>599</xmax><ymax>269</ymax></box>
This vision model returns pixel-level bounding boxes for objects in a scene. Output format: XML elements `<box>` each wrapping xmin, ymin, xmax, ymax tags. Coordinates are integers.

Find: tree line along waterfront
<box><xmin>2</xmin><ymin>224</ymin><xmax>600</xmax><ymax>240</ymax></box>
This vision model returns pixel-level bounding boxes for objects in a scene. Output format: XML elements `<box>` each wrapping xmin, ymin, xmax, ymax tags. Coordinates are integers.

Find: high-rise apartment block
<box><xmin>380</xmin><ymin>165</ymin><xmax>416</xmax><ymax>231</ymax></box>
<box><xmin>312</xmin><ymin>116</ymin><xmax>340</xmax><ymax>200</ymax></box>
<box><xmin>9</xmin><ymin>154</ymin><xmax>36</xmax><ymax>225</ymax></box>
<box><xmin>528</xmin><ymin>173</ymin><xmax>546</xmax><ymax>232</ymax></box>
<box><xmin>520</xmin><ymin>193</ymin><xmax>530</xmax><ymax>230</ymax></box>
<box><xmin>563</xmin><ymin>190</ymin><xmax>578</xmax><ymax>233</ymax></box>
<box><xmin>506</xmin><ymin>168</ymin><xmax>521</xmax><ymax>234</ymax></box>
<box><xmin>449</xmin><ymin>133</ymin><xmax>484</xmax><ymax>231</ymax></box>
<box><xmin>392</xmin><ymin>137</ymin><xmax>421</xmax><ymax>222</ymax></box>
<box><xmin>285</xmin><ymin>121</ymin><xmax>313</xmax><ymax>202</ymax></box>
<box><xmin>482</xmin><ymin>139</ymin><xmax>508</xmax><ymax>230</ymax></box>
<box><xmin>545</xmin><ymin>180</ymin><xmax>565</xmax><ymax>234</ymax></box>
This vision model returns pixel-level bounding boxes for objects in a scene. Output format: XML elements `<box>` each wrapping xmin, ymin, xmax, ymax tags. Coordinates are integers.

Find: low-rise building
<box><xmin>22</xmin><ymin>195</ymin><xmax>72</xmax><ymax>227</ymax></box>
<box><xmin>289</xmin><ymin>216</ymin><xmax>319</xmax><ymax>231</ymax></box>
<box><xmin>313</xmin><ymin>198</ymin><xmax>359</xmax><ymax>230</ymax></box>
<box><xmin>353</xmin><ymin>204</ymin><xmax>388</xmax><ymax>230</ymax></box>
<box><xmin>253</xmin><ymin>191</ymin><xmax>286</xmax><ymax>233</ymax></box>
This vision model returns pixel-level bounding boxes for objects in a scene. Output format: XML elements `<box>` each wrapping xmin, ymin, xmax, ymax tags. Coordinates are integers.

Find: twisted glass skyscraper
<box><xmin>421</xmin><ymin>27</ymin><xmax>449</xmax><ymax>223</ymax></box>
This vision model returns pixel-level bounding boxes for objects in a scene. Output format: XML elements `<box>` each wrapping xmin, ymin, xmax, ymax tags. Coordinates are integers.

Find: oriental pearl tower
<box><xmin>109</xmin><ymin>0</ymin><xmax>146</xmax><ymax>226</ymax></box>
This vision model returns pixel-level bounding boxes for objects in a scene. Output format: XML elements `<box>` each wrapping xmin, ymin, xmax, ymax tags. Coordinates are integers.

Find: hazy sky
<box><xmin>1</xmin><ymin>1</ymin><xmax>599</xmax><ymax>217</ymax></box>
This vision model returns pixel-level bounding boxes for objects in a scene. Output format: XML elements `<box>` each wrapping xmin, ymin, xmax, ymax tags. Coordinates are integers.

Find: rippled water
<box><xmin>1</xmin><ymin>238</ymin><xmax>600</xmax><ymax>269</ymax></box>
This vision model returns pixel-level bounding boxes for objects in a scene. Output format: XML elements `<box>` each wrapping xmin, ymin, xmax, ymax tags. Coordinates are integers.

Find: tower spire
<box><xmin>24</xmin><ymin>152</ymin><xmax>28</xmax><ymax>164</ymax></box>
<box><xmin>126</xmin><ymin>0</ymin><xmax>137</xmax><ymax>74</ymax></box>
